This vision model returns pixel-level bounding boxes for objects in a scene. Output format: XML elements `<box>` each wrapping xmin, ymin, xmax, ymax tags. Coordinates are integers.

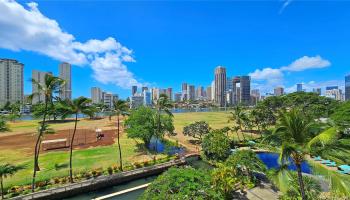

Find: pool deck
<box><xmin>246</xmin><ymin>183</ymin><xmax>280</xmax><ymax>200</ymax></box>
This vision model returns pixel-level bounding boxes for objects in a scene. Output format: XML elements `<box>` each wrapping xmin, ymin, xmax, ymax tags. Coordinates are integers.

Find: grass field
<box><xmin>1</xmin><ymin>111</ymin><xmax>246</xmax><ymax>189</ymax></box>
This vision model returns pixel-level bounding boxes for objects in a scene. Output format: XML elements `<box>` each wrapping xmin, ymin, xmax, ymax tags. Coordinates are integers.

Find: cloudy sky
<box><xmin>0</xmin><ymin>0</ymin><xmax>349</xmax><ymax>98</ymax></box>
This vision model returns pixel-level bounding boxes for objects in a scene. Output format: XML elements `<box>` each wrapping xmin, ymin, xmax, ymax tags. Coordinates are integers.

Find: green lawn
<box><xmin>2</xmin><ymin>111</ymin><xmax>240</xmax><ymax>189</ymax></box>
<box><xmin>2</xmin><ymin>133</ymin><xmax>156</xmax><ymax>189</ymax></box>
<box><xmin>173</xmin><ymin>111</ymin><xmax>232</xmax><ymax>131</ymax></box>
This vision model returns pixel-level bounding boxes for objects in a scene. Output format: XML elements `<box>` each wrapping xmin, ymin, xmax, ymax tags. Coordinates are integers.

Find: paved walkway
<box><xmin>245</xmin><ymin>183</ymin><xmax>280</xmax><ymax>200</ymax></box>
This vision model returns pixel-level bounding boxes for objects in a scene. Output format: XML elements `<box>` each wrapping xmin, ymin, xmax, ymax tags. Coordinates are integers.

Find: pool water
<box><xmin>148</xmin><ymin>137</ymin><xmax>185</xmax><ymax>155</ymax></box>
<box><xmin>257</xmin><ymin>152</ymin><xmax>312</xmax><ymax>174</ymax></box>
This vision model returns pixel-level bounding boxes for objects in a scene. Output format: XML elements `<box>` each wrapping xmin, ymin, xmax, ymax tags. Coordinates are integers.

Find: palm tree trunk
<box><xmin>32</xmin><ymin>99</ymin><xmax>48</xmax><ymax>192</ymax></box>
<box><xmin>156</xmin><ymin>109</ymin><xmax>161</xmax><ymax>153</ymax></box>
<box><xmin>117</xmin><ymin>115</ymin><xmax>123</xmax><ymax>171</ymax></box>
<box><xmin>296</xmin><ymin>163</ymin><xmax>307</xmax><ymax>200</ymax></box>
<box><xmin>1</xmin><ymin>176</ymin><xmax>4</xmax><ymax>200</ymax></box>
<box><xmin>69</xmin><ymin>113</ymin><xmax>78</xmax><ymax>183</ymax></box>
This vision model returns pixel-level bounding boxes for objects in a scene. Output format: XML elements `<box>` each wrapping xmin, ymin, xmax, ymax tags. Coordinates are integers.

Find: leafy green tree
<box><xmin>139</xmin><ymin>167</ymin><xmax>223</xmax><ymax>200</ymax></box>
<box><xmin>229</xmin><ymin>105</ymin><xmax>247</xmax><ymax>141</ymax></box>
<box><xmin>264</xmin><ymin>108</ymin><xmax>350</xmax><ymax>200</ymax></box>
<box><xmin>0</xmin><ymin>164</ymin><xmax>25</xmax><ymax>199</ymax></box>
<box><xmin>202</xmin><ymin>129</ymin><xmax>231</xmax><ymax>161</ymax></box>
<box><xmin>331</xmin><ymin>101</ymin><xmax>350</xmax><ymax>130</ymax></box>
<box><xmin>154</xmin><ymin>94</ymin><xmax>173</xmax><ymax>151</ymax></box>
<box><xmin>183</xmin><ymin>121</ymin><xmax>211</xmax><ymax>141</ymax></box>
<box><xmin>112</xmin><ymin>99</ymin><xmax>129</xmax><ymax>171</ymax></box>
<box><xmin>225</xmin><ymin>150</ymin><xmax>266</xmax><ymax>181</ymax></box>
<box><xmin>29</xmin><ymin>74</ymin><xmax>65</xmax><ymax>191</ymax></box>
<box><xmin>0</xmin><ymin>115</ymin><xmax>9</xmax><ymax>132</ymax></box>
<box><xmin>7</xmin><ymin>102</ymin><xmax>21</xmax><ymax>122</ymax></box>
<box><xmin>211</xmin><ymin>164</ymin><xmax>240</xmax><ymax>199</ymax></box>
<box><xmin>125</xmin><ymin>106</ymin><xmax>174</xmax><ymax>147</ymax></box>
<box><xmin>59</xmin><ymin>97</ymin><xmax>91</xmax><ymax>183</ymax></box>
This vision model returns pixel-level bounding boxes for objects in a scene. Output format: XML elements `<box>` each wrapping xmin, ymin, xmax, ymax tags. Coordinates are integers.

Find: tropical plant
<box><xmin>202</xmin><ymin>129</ymin><xmax>231</xmax><ymax>161</ymax></box>
<box><xmin>29</xmin><ymin>74</ymin><xmax>65</xmax><ymax>191</ymax></box>
<box><xmin>183</xmin><ymin>121</ymin><xmax>211</xmax><ymax>142</ymax></box>
<box><xmin>125</xmin><ymin>106</ymin><xmax>175</xmax><ymax>147</ymax></box>
<box><xmin>0</xmin><ymin>115</ymin><xmax>9</xmax><ymax>132</ymax></box>
<box><xmin>112</xmin><ymin>99</ymin><xmax>129</xmax><ymax>171</ymax></box>
<box><xmin>331</xmin><ymin>101</ymin><xmax>350</xmax><ymax>130</ymax></box>
<box><xmin>225</xmin><ymin>150</ymin><xmax>266</xmax><ymax>181</ymax></box>
<box><xmin>229</xmin><ymin>105</ymin><xmax>247</xmax><ymax>141</ymax></box>
<box><xmin>264</xmin><ymin>108</ymin><xmax>350</xmax><ymax>200</ymax></box>
<box><xmin>59</xmin><ymin>97</ymin><xmax>91</xmax><ymax>183</ymax></box>
<box><xmin>139</xmin><ymin>167</ymin><xmax>223</xmax><ymax>199</ymax></box>
<box><xmin>211</xmin><ymin>164</ymin><xmax>240</xmax><ymax>199</ymax></box>
<box><xmin>0</xmin><ymin>164</ymin><xmax>25</xmax><ymax>199</ymax></box>
<box><xmin>154</xmin><ymin>94</ymin><xmax>173</xmax><ymax>152</ymax></box>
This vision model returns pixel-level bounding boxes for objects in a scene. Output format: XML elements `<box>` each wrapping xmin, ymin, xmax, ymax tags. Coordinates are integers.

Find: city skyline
<box><xmin>0</xmin><ymin>0</ymin><xmax>350</xmax><ymax>98</ymax></box>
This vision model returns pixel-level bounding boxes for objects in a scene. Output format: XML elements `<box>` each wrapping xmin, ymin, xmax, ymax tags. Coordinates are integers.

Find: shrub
<box><xmin>112</xmin><ymin>165</ymin><xmax>120</xmax><ymax>173</ymax></box>
<box><xmin>133</xmin><ymin>162</ymin><xmax>143</xmax><ymax>168</ymax></box>
<box><xmin>143</xmin><ymin>161</ymin><xmax>150</xmax><ymax>166</ymax></box>
<box><xmin>107</xmin><ymin>166</ymin><xmax>113</xmax><ymax>175</ymax></box>
<box><xmin>91</xmin><ymin>168</ymin><xmax>103</xmax><ymax>177</ymax></box>
<box><xmin>52</xmin><ymin>177</ymin><xmax>60</xmax><ymax>184</ymax></box>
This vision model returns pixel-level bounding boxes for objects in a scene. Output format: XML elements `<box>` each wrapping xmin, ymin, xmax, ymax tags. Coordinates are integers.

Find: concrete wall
<box><xmin>13</xmin><ymin>159</ymin><xmax>186</xmax><ymax>200</ymax></box>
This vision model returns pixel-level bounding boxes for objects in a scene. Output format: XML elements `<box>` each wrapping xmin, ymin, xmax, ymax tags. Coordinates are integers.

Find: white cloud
<box><xmin>250</xmin><ymin>55</ymin><xmax>332</xmax><ymax>94</ymax></box>
<box><xmin>279</xmin><ymin>0</ymin><xmax>293</xmax><ymax>14</ymax></box>
<box><xmin>0</xmin><ymin>0</ymin><xmax>142</xmax><ymax>89</ymax></box>
<box><xmin>281</xmin><ymin>55</ymin><xmax>331</xmax><ymax>72</ymax></box>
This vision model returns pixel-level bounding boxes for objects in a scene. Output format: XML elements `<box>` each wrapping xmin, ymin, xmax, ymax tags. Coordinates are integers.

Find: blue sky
<box><xmin>0</xmin><ymin>0</ymin><xmax>349</xmax><ymax>98</ymax></box>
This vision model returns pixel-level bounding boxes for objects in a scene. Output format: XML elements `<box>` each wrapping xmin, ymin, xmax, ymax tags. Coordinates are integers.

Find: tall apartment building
<box><xmin>131</xmin><ymin>86</ymin><xmax>137</xmax><ymax>96</ymax></box>
<box><xmin>274</xmin><ymin>87</ymin><xmax>284</xmax><ymax>96</ymax></box>
<box><xmin>0</xmin><ymin>59</ymin><xmax>24</xmax><ymax>105</ymax></box>
<box><xmin>313</xmin><ymin>88</ymin><xmax>322</xmax><ymax>96</ymax></box>
<box><xmin>346</xmin><ymin>75</ymin><xmax>350</xmax><ymax>101</ymax></box>
<box><xmin>181</xmin><ymin>83</ymin><xmax>188</xmax><ymax>101</ymax></box>
<box><xmin>143</xmin><ymin>90</ymin><xmax>152</xmax><ymax>106</ymax></box>
<box><xmin>196</xmin><ymin>86</ymin><xmax>204</xmax><ymax>99</ymax></box>
<box><xmin>206</xmin><ymin>86</ymin><xmax>212</xmax><ymax>101</ymax></box>
<box><xmin>174</xmin><ymin>92</ymin><xmax>182</xmax><ymax>102</ymax></box>
<box><xmin>232</xmin><ymin>76</ymin><xmax>251</xmax><ymax>105</ymax></box>
<box><xmin>251</xmin><ymin>89</ymin><xmax>260</xmax><ymax>105</ymax></box>
<box><xmin>58</xmin><ymin>62</ymin><xmax>72</xmax><ymax>100</ymax></box>
<box><xmin>211</xmin><ymin>81</ymin><xmax>215</xmax><ymax>101</ymax></box>
<box><xmin>142</xmin><ymin>86</ymin><xmax>148</xmax><ymax>93</ymax></box>
<box><xmin>187</xmin><ymin>85</ymin><xmax>195</xmax><ymax>101</ymax></box>
<box><xmin>91</xmin><ymin>87</ymin><xmax>102</xmax><ymax>104</ymax></box>
<box><xmin>325</xmin><ymin>87</ymin><xmax>343</xmax><ymax>101</ymax></box>
<box><xmin>32</xmin><ymin>70</ymin><xmax>52</xmax><ymax>104</ymax></box>
<box><xmin>297</xmin><ymin>83</ymin><xmax>303</xmax><ymax>92</ymax></box>
<box><xmin>214</xmin><ymin>66</ymin><xmax>226</xmax><ymax>107</ymax></box>
<box><xmin>102</xmin><ymin>92</ymin><xmax>118</xmax><ymax>109</ymax></box>
<box><xmin>166</xmin><ymin>88</ymin><xmax>173</xmax><ymax>100</ymax></box>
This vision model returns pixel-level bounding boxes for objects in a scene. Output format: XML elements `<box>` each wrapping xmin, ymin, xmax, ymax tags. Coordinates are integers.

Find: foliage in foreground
<box><xmin>202</xmin><ymin>129</ymin><xmax>231</xmax><ymax>161</ymax></box>
<box><xmin>139</xmin><ymin>167</ymin><xmax>223</xmax><ymax>200</ymax></box>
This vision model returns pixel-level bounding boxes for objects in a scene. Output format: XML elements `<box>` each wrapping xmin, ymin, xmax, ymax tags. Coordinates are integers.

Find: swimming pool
<box><xmin>257</xmin><ymin>152</ymin><xmax>312</xmax><ymax>174</ymax></box>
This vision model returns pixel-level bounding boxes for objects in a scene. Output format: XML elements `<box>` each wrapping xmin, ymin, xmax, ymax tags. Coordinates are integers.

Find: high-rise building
<box><xmin>91</xmin><ymin>87</ymin><xmax>102</xmax><ymax>104</ymax></box>
<box><xmin>142</xmin><ymin>86</ymin><xmax>148</xmax><ymax>93</ymax></box>
<box><xmin>196</xmin><ymin>86</ymin><xmax>204</xmax><ymax>99</ymax></box>
<box><xmin>143</xmin><ymin>90</ymin><xmax>152</xmax><ymax>106</ymax></box>
<box><xmin>0</xmin><ymin>59</ymin><xmax>24</xmax><ymax>105</ymax></box>
<box><xmin>211</xmin><ymin>81</ymin><xmax>215</xmax><ymax>101</ymax></box>
<box><xmin>102</xmin><ymin>92</ymin><xmax>118</xmax><ymax>109</ymax></box>
<box><xmin>313</xmin><ymin>88</ymin><xmax>322</xmax><ymax>96</ymax></box>
<box><xmin>166</xmin><ymin>88</ymin><xmax>173</xmax><ymax>100</ymax></box>
<box><xmin>58</xmin><ymin>62</ymin><xmax>72</xmax><ymax>100</ymax></box>
<box><xmin>214</xmin><ymin>66</ymin><xmax>226</xmax><ymax>107</ymax></box>
<box><xmin>187</xmin><ymin>85</ymin><xmax>195</xmax><ymax>101</ymax></box>
<box><xmin>325</xmin><ymin>87</ymin><xmax>343</xmax><ymax>101</ymax></box>
<box><xmin>152</xmin><ymin>88</ymin><xmax>159</xmax><ymax>101</ymax></box>
<box><xmin>32</xmin><ymin>70</ymin><xmax>52</xmax><ymax>104</ymax></box>
<box><xmin>297</xmin><ymin>83</ymin><xmax>303</xmax><ymax>92</ymax></box>
<box><xmin>206</xmin><ymin>86</ymin><xmax>212</xmax><ymax>101</ymax></box>
<box><xmin>226</xmin><ymin>77</ymin><xmax>233</xmax><ymax>92</ymax></box>
<box><xmin>240</xmin><ymin>76</ymin><xmax>251</xmax><ymax>105</ymax></box>
<box><xmin>181</xmin><ymin>83</ymin><xmax>188</xmax><ymax>101</ymax></box>
<box><xmin>274</xmin><ymin>87</ymin><xmax>284</xmax><ymax>96</ymax></box>
<box><xmin>251</xmin><ymin>89</ymin><xmax>260</xmax><ymax>105</ymax></box>
<box><xmin>132</xmin><ymin>86</ymin><xmax>137</xmax><ymax>96</ymax></box>
<box><xmin>232</xmin><ymin>76</ymin><xmax>251</xmax><ymax>105</ymax></box>
<box><xmin>174</xmin><ymin>92</ymin><xmax>182</xmax><ymax>102</ymax></box>
<box><xmin>346</xmin><ymin>75</ymin><xmax>350</xmax><ymax>101</ymax></box>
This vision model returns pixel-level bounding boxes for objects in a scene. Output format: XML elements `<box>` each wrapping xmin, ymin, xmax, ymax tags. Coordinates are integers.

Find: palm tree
<box><xmin>265</xmin><ymin>108</ymin><xmax>350</xmax><ymax>200</ymax></box>
<box><xmin>60</xmin><ymin>97</ymin><xmax>91</xmax><ymax>183</ymax></box>
<box><xmin>0</xmin><ymin>164</ymin><xmax>24</xmax><ymax>199</ymax></box>
<box><xmin>229</xmin><ymin>105</ymin><xmax>246</xmax><ymax>141</ymax></box>
<box><xmin>154</xmin><ymin>94</ymin><xmax>173</xmax><ymax>152</ymax></box>
<box><xmin>29</xmin><ymin>74</ymin><xmax>64</xmax><ymax>191</ymax></box>
<box><xmin>112</xmin><ymin>99</ymin><xmax>129</xmax><ymax>171</ymax></box>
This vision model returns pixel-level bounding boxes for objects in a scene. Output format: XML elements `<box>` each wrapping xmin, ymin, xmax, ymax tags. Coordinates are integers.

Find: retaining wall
<box><xmin>12</xmin><ymin>159</ymin><xmax>186</xmax><ymax>200</ymax></box>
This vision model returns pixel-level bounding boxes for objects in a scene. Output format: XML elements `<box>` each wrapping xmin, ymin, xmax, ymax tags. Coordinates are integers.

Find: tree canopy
<box><xmin>202</xmin><ymin>129</ymin><xmax>231</xmax><ymax>161</ymax></box>
<box><xmin>139</xmin><ymin>167</ymin><xmax>223</xmax><ymax>200</ymax></box>
<box><xmin>183</xmin><ymin>121</ymin><xmax>211</xmax><ymax>141</ymax></box>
